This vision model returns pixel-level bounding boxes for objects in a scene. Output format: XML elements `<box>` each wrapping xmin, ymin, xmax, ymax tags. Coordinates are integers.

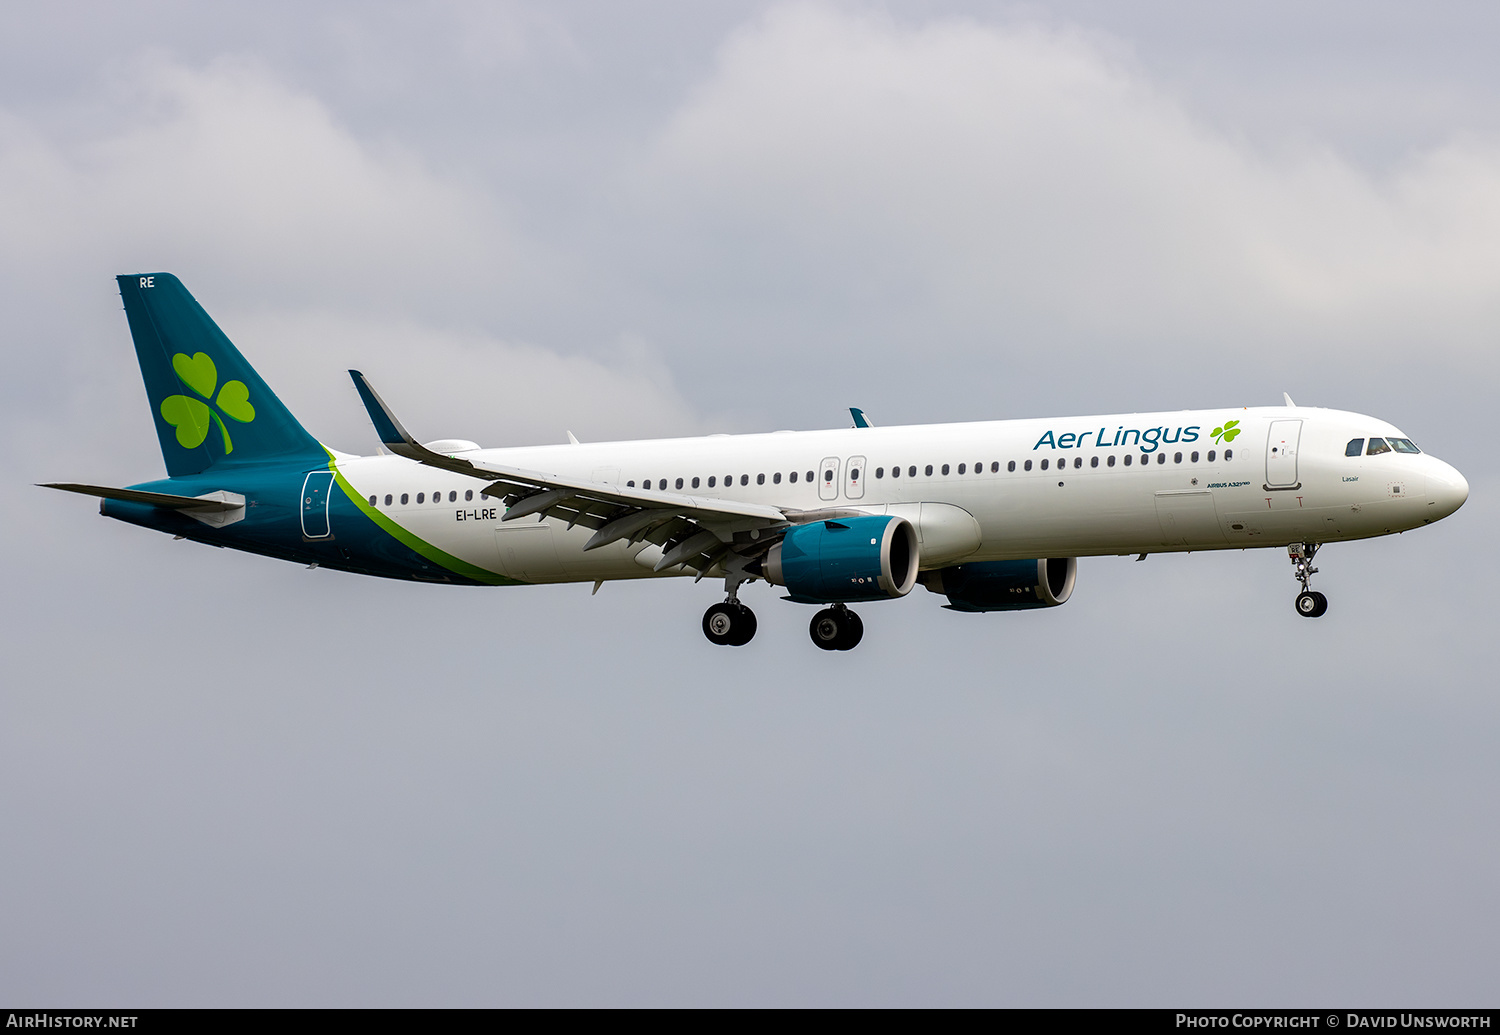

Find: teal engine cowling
<box><xmin>921</xmin><ymin>558</ymin><xmax>1077</xmax><ymax>612</ymax></box>
<box><xmin>764</xmin><ymin>515</ymin><xmax>919</xmax><ymax>603</ymax></box>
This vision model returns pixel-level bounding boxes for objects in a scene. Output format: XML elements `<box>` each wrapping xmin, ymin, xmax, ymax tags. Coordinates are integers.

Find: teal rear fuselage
<box><xmin>106</xmin><ymin>460</ymin><xmax>506</xmax><ymax>586</ymax></box>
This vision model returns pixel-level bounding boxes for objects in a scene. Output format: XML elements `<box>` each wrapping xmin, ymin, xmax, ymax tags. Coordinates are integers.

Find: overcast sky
<box><xmin>2</xmin><ymin>1</ymin><xmax>1497</xmax><ymax>1006</ymax></box>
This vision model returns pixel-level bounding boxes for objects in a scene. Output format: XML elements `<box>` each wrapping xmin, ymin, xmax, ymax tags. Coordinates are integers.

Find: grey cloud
<box><xmin>641</xmin><ymin>7</ymin><xmax>1500</xmax><ymax>367</ymax></box>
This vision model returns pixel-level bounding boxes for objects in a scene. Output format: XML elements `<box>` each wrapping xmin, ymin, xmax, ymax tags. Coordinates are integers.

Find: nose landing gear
<box><xmin>1289</xmin><ymin>542</ymin><xmax>1328</xmax><ymax>618</ymax></box>
<box><xmin>810</xmin><ymin>604</ymin><xmax>864</xmax><ymax>651</ymax></box>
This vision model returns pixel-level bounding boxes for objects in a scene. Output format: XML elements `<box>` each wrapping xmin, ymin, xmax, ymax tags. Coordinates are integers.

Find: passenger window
<box><xmin>692</xmin><ymin>476</ymin><xmax>700</xmax><ymax>488</ymax></box>
<box><xmin>849</xmin><ymin>469</ymin><xmax>859</xmax><ymax>481</ymax></box>
<box><xmin>958</xmin><ymin>463</ymin><xmax>966</xmax><ymax>474</ymax></box>
<box><xmin>1345</xmin><ymin>438</ymin><xmax>1364</xmax><ymax>457</ymax></box>
<box><xmin>708</xmin><ymin>476</ymin><xmax>716</xmax><ymax>488</ymax></box>
<box><xmin>1074</xmin><ymin>457</ymin><xmax>1082</xmax><ymax>469</ymax></box>
<box><xmin>875</xmin><ymin>468</ymin><xmax>884</xmax><ymax>479</ymax></box>
<box><xmin>1040</xmin><ymin>459</ymin><xmax>1049</xmax><ymax>471</ymax></box>
<box><xmin>1007</xmin><ymin>461</ymin><xmax>1015</xmax><ymax>472</ymax></box>
<box><xmin>368</xmin><ymin>495</ymin><xmax>377</xmax><ymax>506</ymax></box>
<box><xmin>659</xmin><ymin>479</ymin><xmax>667</xmax><ymax>490</ymax></box>
<box><xmin>676</xmin><ymin>477</ymin><xmax>684</xmax><ymax>489</ymax></box>
<box><xmin>808</xmin><ymin>471</ymin><xmax>816</xmax><ymax>482</ymax></box>
<box><xmin>993</xmin><ymin>462</ymin><xmax>1001</xmax><ymax>473</ymax></box>
<box><xmin>1024</xmin><ymin>460</ymin><xmax>1032</xmax><ymax>471</ymax></box>
<box><xmin>1367</xmin><ymin>438</ymin><xmax>1391</xmax><ymax>455</ymax></box>
<box><xmin>757</xmin><ymin>474</ymin><xmax>765</xmax><ymax>485</ymax></box>
<box><xmin>385</xmin><ymin>494</ymin><xmax>393</xmax><ymax>505</ymax></box>
<box><xmin>925</xmin><ymin>465</ymin><xmax>934</xmax><ymax>476</ymax></box>
<box><xmin>1157</xmin><ymin>453</ymin><xmax>1166</xmax><ymax>464</ymax></box>
<box><xmin>1174</xmin><ymin>452</ymin><xmax>1182</xmax><ymax>463</ymax></box>
<box><xmin>773</xmin><ymin>472</ymin><xmax>782</xmax><ymax>484</ymax></box>
<box><xmin>1190</xmin><ymin>452</ymin><xmax>1198</xmax><ymax>463</ymax></box>
<box><xmin>941</xmin><ymin>464</ymin><xmax>949</xmax><ymax>475</ymax></box>
<box><xmin>907</xmin><ymin>466</ymin><xmax>916</xmax><ymax>477</ymax></box>
<box><xmin>465</xmin><ymin>490</ymin><xmax>473</xmax><ymax>501</ymax></box>
<box><xmin>891</xmin><ymin>466</ymin><xmax>900</xmax><ymax>478</ymax></box>
<box><xmin>1207</xmin><ymin>450</ymin><xmax>1216</xmax><ymax>462</ymax></box>
<box><xmin>1107</xmin><ymin>455</ymin><xmax>1116</xmax><ymax>467</ymax></box>
<box><xmin>788</xmin><ymin>471</ymin><xmax>797</xmax><ymax>483</ymax></box>
<box><xmin>1123</xmin><ymin>455</ymin><xmax>1132</xmax><ymax>466</ymax></box>
<box><xmin>449</xmin><ymin>491</ymin><xmax>457</xmax><ymax>502</ymax></box>
<box><xmin>742</xmin><ymin>475</ymin><xmax>750</xmax><ymax>486</ymax></box>
<box><xmin>417</xmin><ymin>492</ymin><xmax>425</xmax><ymax>503</ymax></box>
<box><xmin>400</xmin><ymin>493</ymin><xmax>409</xmax><ymax>505</ymax></box>
<box><xmin>1225</xmin><ymin>449</ymin><xmax>1233</xmax><ymax>460</ymax></box>
<box><xmin>1090</xmin><ymin>456</ymin><xmax>1098</xmax><ymax>468</ymax></box>
<box><xmin>824</xmin><ymin>470</ymin><xmax>833</xmax><ymax>483</ymax></box>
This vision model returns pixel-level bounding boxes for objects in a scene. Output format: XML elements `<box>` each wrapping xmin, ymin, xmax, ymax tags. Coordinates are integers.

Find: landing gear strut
<box><xmin>1289</xmin><ymin>542</ymin><xmax>1328</xmax><ymax>618</ymax></box>
<box><xmin>809</xmin><ymin>604</ymin><xmax>864</xmax><ymax>651</ymax></box>
<box><xmin>703</xmin><ymin>572</ymin><xmax>757</xmax><ymax>646</ymax></box>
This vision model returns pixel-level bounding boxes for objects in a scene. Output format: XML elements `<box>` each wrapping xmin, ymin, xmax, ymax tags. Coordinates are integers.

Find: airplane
<box><xmin>44</xmin><ymin>273</ymin><xmax>1469</xmax><ymax>651</ymax></box>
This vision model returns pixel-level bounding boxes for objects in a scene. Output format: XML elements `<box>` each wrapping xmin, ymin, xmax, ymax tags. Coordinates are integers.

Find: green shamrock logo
<box><xmin>159</xmin><ymin>352</ymin><xmax>255</xmax><ymax>453</ymax></box>
<box><xmin>1210</xmin><ymin>419</ymin><xmax>1241</xmax><ymax>444</ymax></box>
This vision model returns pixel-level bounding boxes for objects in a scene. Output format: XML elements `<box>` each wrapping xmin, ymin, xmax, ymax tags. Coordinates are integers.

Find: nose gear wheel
<box><xmin>1288</xmin><ymin>543</ymin><xmax>1328</xmax><ymax>618</ymax></box>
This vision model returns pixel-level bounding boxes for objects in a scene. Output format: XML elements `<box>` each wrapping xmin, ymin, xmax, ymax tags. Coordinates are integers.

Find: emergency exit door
<box><xmin>844</xmin><ymin>455</ymin><xmax>866</xmax><ymax>499</ymax></box>
<box><xmin>819</xmin><ymin>457</ymin><xmax>840</xmax><ymax>501</ymax></box>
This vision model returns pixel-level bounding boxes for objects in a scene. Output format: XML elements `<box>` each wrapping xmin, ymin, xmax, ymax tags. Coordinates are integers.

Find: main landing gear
<box><xmin>1289</xmin><ymin>542</ymin><xmax>1329</xmax><ymax>618</ymax></box>
<box><xmin>702</xmin><ymin>599</ymin><xmax>757</xmax><ymax>646</ymax></box>
<box><xmin>809</xmin><ymin>604</ymin><xmax>864</xmax><ymax>651</ymax></box>
<box><xmin>700</xmin><ymin>568</ymin><xmax>866</xmax><ymax>650</ymax></box>
<box><xmin>702</xmin><ymin>571</ymin><xmax>757</xmax><ymax>646</ymax></box>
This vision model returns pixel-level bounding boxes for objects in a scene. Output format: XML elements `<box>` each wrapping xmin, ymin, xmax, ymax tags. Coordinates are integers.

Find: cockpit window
<box><xmin>1388</xmin><ymin>437</ymin><xmax>1421</xmax><ymax>454</ymax></box>
<box><xmin>1366</xmin><ymin>438</ymin><xmax>1391</xmax><ymax>455</ymax></box>
<box><xmin>1345</xmin><ymin>438</ymin><xmax>1364</xmax><ymax>457</ymax></box>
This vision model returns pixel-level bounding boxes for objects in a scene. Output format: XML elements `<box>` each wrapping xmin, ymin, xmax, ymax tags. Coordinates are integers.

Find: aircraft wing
<box><xmin>349</xmin><ymin>371</ymin><xmax>795</xmax><ymax>573</ymax></box>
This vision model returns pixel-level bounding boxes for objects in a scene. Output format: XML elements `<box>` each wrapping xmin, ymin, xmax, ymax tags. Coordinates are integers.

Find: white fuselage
<box><xmin>332</xmin><ymin>406</ymin><xmax>1469</xmax><ymax>584</ymax></box>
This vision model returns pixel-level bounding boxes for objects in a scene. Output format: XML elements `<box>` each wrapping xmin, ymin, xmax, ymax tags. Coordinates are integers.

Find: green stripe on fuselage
<box><xmin>327</xmin><ymin>453</ymin><xmax>524</xmax><ymax>586</ymax></box>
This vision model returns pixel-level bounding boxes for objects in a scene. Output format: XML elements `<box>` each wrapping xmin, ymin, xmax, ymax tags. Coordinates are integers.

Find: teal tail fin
<box><xmin>117</xmin><ymin>273</ymin><xmax>323</xmax><ymax>476</ymax></box>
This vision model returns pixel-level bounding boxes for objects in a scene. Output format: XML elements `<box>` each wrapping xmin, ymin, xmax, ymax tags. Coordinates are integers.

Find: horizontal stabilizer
<box><xmin>40</xmin><ymin>482</ymin><xmax>245</xmax><ymax>513</ymax></box>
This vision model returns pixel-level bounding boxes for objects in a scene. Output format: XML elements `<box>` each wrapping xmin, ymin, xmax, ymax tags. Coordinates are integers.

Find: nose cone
<box><xmin>1428</xmin><ymin>460</ymin><xmax>1469</xmax><ymax>520</ymax></box>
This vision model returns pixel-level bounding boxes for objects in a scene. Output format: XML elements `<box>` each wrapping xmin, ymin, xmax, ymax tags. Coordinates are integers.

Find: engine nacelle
<box><xmin>765</xmin><ymin>515</ymin><xmax>919</xmax><ymax>603</ymax></box>
<box><xmin>922</xmin><ymin>557</ymin><xmax>1077</xmax><ymax>612</ymax></box>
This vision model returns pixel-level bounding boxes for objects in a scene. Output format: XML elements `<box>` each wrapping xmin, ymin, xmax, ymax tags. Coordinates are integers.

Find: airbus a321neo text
<box><xmin>45</xmin><ymin>274</ymin><xmax>1469</xmax><ymax>651</ymax></box>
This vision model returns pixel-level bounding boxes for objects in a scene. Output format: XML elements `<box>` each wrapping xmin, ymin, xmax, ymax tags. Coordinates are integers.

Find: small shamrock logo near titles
<box><xmin>160</xmin><ymin>352</ymin><xmax>255</xmax><ymax>453</ymax></box>
<box><xmin>1210</xmin><ymin>419</ymin><xmax>1241</xmax><ymax>444</ymax></box>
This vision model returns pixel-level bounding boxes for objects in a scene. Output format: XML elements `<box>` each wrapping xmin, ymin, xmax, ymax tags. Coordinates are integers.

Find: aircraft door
<box><xmin>819</xmin><ymin>457</ymin><xmax>840</xmax><ymax>501</ymax></box>
<box><xmin>1266</xmin><ymin>420</ymin><xmax>1302</xmax><ymax>488</ymax></box>
<box><xmin>844</xmin><ymin>455</ymin><xmax>866</xmax><ymax>499</ymax></box>
<box><xmin>301</xmin><ymin>471</ymin><xmax>334</xmax><ymax>538</ymax></box>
